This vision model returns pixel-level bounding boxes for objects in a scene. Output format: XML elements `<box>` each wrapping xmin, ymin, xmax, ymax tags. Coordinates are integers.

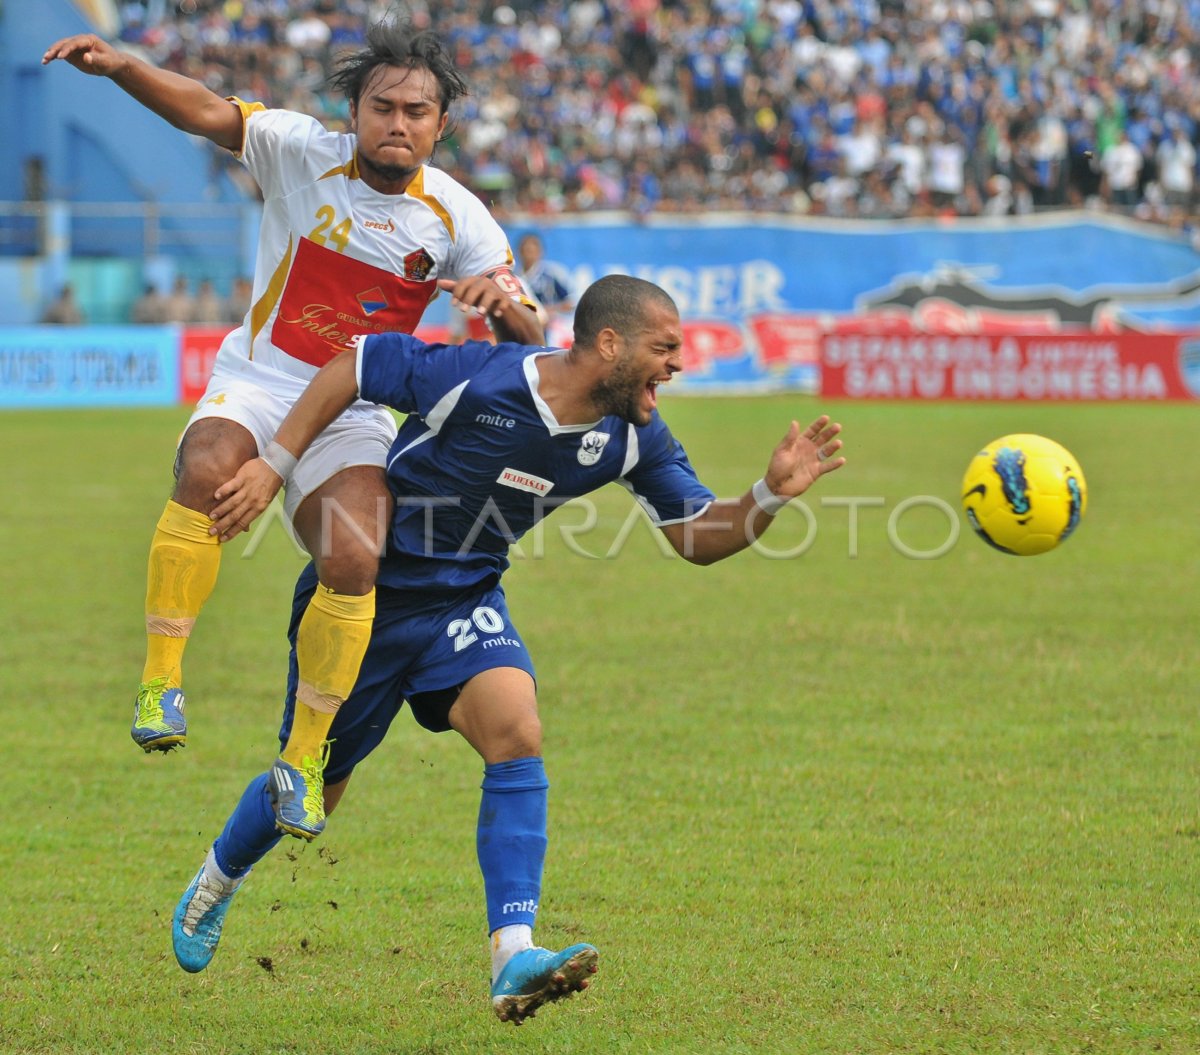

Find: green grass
<box><xmin>1</xmin><ymin>397</ymin><xmax>1198</xmax><ymax>1054</ymax></box>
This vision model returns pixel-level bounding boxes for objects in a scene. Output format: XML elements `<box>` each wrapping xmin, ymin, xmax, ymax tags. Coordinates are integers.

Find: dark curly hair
<box><xmin>328</xmin><ymin>17</ymin><xmax>468</xmax><ymax>114</ymax></box>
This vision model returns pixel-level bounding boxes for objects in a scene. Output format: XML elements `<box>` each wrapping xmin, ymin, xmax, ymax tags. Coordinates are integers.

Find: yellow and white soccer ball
<box><xmin>961</xmin><ymin>434</ymin><xmax>1087</xmax><ymax>556</ymax></box>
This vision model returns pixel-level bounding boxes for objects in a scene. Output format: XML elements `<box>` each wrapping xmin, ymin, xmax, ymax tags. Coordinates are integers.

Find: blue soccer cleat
<box><xmin>172</xmin><ymin>862</ymin><xmax>245</xmax><ymax>973</ymax></box>
<box><xmin>268</xmin><ymin>742</ymin><xmax>330</xmax><ymax>840</ymax></box>
<box><xmin>490</xmin><ymin>943</ymin><xmax>599</xmax><ymax>1025</ymax></box>
<box><xmin>131</xmin><ymin>678</ymin><xmax>186</xmax><ymax>752</ymax></box>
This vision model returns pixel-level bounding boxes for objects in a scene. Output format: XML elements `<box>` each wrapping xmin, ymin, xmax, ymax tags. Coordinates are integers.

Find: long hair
<box><xmin>328</xmin><ymin>17</ymin><xmax>468</xmax><ymax>115</ymax></box>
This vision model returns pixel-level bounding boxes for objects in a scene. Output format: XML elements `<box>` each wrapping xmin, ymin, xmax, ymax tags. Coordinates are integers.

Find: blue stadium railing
<box><xmin>0</xmin><ymin>200</ymin><xmax>260</xmax><ymax>323</ymax></box>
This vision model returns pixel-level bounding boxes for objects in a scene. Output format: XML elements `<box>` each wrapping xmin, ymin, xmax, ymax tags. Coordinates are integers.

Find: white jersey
<box><xmin>212</xmin><ymin>101</ymin><xmax>530</xmax><ymax>402</ymax></box>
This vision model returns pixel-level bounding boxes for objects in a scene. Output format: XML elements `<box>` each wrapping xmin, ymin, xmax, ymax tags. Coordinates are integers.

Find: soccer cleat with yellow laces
<box><xmin>268</xmin><ymin>741</ymin><xmax>330</xmax><ymax>839</ymax></box>
<box><xmin>131</xmin><ymin>677</ymin><xmax>187</xmax><ymax>752</ymax></box>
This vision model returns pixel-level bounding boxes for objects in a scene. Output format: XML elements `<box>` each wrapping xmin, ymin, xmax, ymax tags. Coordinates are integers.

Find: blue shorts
<box><xmin>280</xmin><ymin>565</ymin><xmax>536</xmax><ymax>784</ymax></box>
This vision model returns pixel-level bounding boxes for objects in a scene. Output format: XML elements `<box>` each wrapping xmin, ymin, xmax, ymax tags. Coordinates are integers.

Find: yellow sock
<box><xmin>142</xmin><ymin>499</ymin><xmax>222</xmax><ymax>685</ymax></box>
<box><xmin>283</xmin><ymin>586</ymin><xmax>375</xmax><ymax>765</ymax></box>
<box><xmin>285</xmin><ymin>703</ymin><xmax>338</xmax><ymax>767</ymax></box>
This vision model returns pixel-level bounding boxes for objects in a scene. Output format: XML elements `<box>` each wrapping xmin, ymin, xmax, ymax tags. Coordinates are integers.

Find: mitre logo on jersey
<box><xmin>577</xmin><ymin>430</ymin><xmax>610</xmax><ymax>466</ymax></box>
<box><xmin>497</xmin><ymin>468</ymin><xmax>555</xmax><ymax>496</ymax></box>
<box><xmin>404</xmin><ymin>248</ymin><xmax>435</xmax><ymax>282</ymax></box>
<box><xmin>357</xmin><ymin>286</ymin><xmax>388</xmax><ymax>316</ymax></box>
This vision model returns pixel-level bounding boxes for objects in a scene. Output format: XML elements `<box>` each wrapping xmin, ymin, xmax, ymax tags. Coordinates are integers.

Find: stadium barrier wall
<box><xmin>5</xmin><ymin>212</ymin><xmax>1200</xmax><ymax>406</ymax></box>
<box><xmin>3</xmin><ymin>320</ymin><xmax>1196</xmax><ymax>410</ymax></box>
<box><xmin>0</xmin><ymin>326</ymin><xmax>178</xmax><ymax>409</ymax></box>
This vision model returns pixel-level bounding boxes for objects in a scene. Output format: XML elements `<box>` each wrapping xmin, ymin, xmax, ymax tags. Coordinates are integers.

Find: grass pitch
<box><xmin>1</xmin><ymin>396</ymin><xmax>1197</xmax><ymax>1054</ymax></box>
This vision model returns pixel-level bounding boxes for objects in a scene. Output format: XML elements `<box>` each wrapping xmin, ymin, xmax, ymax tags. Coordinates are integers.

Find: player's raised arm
<box><xmin>41</xmin><ymin>35</ymin><xmax>243</xmax><ymax>151</ymax></box>
<box><xmin>208</xmin><ymin>351</ymin><xmax>363</xmax><ymax>540</ymax></box>
<box><xmin>659</xmin><ymin>415</ymin><xmax>845</xmax><ymax>565</ymax></box>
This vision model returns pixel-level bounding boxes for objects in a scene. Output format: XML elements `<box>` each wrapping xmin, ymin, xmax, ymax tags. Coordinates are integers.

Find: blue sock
<box><xmin>212</xmin><ymin>773</ymin><xmax>283</xmax><ymax>878</ymax></box>
<box><xmin>477</xmin><ymin>757</ymin><xmax>549</xmax><ymax>933</ymax></box>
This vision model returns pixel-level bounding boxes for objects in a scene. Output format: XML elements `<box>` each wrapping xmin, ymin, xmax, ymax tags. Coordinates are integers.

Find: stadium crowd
<box><xmin>114</xmin><ymin>0</ymin><xmax>1198</xmax><ymax>225</ymax></box>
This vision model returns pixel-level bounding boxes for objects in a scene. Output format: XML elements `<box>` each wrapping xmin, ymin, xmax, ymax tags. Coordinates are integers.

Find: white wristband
<box><xmin>751</xmin><ymin>477</ymin><xmax>786</xmax><ymax>516</ymax></box>
<box><xmin>260</xmin><ymin>440</ymin><xmax>298</xmax><ymax>482</ymax></box>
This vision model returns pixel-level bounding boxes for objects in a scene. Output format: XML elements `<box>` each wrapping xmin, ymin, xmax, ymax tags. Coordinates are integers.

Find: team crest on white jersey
<box><xmin>577</xmin><ymin>430</ymin><xmax>610</xmax><ymax>466</ymax></box>
<box><xmin>404</xmin><ymin>248</ymin><xmax>435</xmax><ymax>281</ymax></box>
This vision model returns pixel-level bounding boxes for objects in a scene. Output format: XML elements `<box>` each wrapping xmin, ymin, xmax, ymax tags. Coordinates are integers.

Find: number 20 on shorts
<box><xmin>446</xmin><ymin>606</ymin><xmax>506</xmax><ymax>652</ymax></box>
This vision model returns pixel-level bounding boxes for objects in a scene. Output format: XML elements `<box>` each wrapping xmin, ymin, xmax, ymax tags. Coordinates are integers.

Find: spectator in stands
<box><xmin>928</xmin><ymin>126</ymin><xmax>968</xmax><ymax>214</ymax></box>
<box><xmin>162</xmin><ymin>274</ymin><xmax>194</xmax><ymax>324</ymax></box>
<box><xmin>516</xmin><ymin>232</ymin><xmax>574</xmax><ymax>346</ymax></box>
<box><xmin>40</xmin><ymin>283</ymin><xmax>84</xmax><ymax>325</ymax></box>
<box><xmin>838</xmin><ymin>117</ymin><xmax>884</xmax><ymax>182</ymax></box>
<box><xmin>1157</xmin><ymin>126</ymin><xmax>1196</xmax><ymax>211</ymax></box>
<box><xmin>1101</xmin><ymin>130</ymin><xmax>1144</xmax><ymax>210</ymax></box>
<box><xmin>981</xmin><ymin>175</ymin><xmax>1015</xmax><ymax>218</ymax></box>
<box><xmin>130</xmin><ymin>282</ymin><xmax>166</xmax><ymax>323</ymax></box>
<box><xmin>226</xmin><ymin>275</ymin><xmax>253</xmax><ymax>325</ymax></box>
<box><xmin>886</xmin><ymin>125</ymin><xmax>927</xmax><ymax>211</ymax></box>
<box><xmin>192</xmin><ymin>278</ymin><xmax>227</xmax><ymax>325</ymax></box>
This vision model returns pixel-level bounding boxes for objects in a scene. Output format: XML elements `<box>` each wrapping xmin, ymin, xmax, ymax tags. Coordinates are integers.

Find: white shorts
<box><xmin>186</xmin><ymin>374</ymin><xmax>398</xmax><ymax>520</ymax></box>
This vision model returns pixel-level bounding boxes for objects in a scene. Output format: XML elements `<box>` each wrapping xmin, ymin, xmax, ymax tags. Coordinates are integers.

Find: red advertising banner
<box><xmin>179</xmin><ymin>326</ymin><xmax>232</xmax><ymax>404</ymax></box>
<box><xmin>681</xmin><ymin>319</ymin><xmax>744</xmax><ymax>373</ymax></box>
<box><xmin>820</xmin><ymin>330</ymin><xmax>1200</xmax><ymax>401</ymax></box>
<box><xmin>749</xmin><ymin>314</ymin><xmax>822</xmax><ymax>368</ymax></box>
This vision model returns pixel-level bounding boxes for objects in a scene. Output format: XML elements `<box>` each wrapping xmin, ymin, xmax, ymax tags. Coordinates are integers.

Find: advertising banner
<box><xmin>819</xmin><ymin>331</ymin><xmax>1200</xmax><ymax>401</ymax></box>
<box><xmin>180</xmin><ymin>326</ymin><xmax>233</xmax><ymax>405</ymax></box>
<box><xmin>0</xmin><ymin>326</ymin><xmax>179</xmax><ymax>409</ymax></box>
<box><xmin>520</xmin><ymin>212</ymin><xmax>1200</xmax><ymax>398</ymax></box>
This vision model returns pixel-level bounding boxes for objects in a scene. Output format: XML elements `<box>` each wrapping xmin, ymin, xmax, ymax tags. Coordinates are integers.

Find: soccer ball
<box><xmin>961</xmin><ymin>434</ymin><xmax>1087</xmax><ymax>556</ymax></box>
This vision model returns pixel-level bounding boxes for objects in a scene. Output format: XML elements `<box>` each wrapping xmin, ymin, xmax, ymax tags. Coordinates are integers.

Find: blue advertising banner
<box><xmin>516</xmin><ymin>212</ymin><xmax>1200</xmax><ymax>394</ymax></box>
<box><xmin>0</xmin><ymin>326</ymin><xmax>179</xmax><ymax>408</ymax></box>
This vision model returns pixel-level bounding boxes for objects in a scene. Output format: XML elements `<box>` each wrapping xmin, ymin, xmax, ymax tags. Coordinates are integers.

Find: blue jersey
<box><xmin>523</xmin><ymin>260</ymin><xmax>573</xmax><ymax>311</ymax></box>
<box><xmin>356</xmin><ymin>334</ymin><xmax>716</xmax><ymax>591</ymax></box>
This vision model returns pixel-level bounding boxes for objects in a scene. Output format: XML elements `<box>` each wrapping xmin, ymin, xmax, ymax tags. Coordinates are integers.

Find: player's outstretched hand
<box><xmin>763</xmin><ymin>415</ymin><xmax>845</xmax><ymax>501</ymax></box>
<box><xmin>437</xmin><ymin>276</ymin><xmax>512</xmax><ymax>320</ymax></box>
<box><xmin>42</xmin><ymin>35</ymin><xmax>126</xmax><ymax>76</ymax></box>
<box><xmin>208</xmin><ymin>459</ymin><xmax>284</xmax><ymax>542</ymax></box>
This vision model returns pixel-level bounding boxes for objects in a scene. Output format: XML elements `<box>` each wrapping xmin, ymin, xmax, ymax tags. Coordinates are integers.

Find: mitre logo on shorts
<box><xmin>496</xmin><ymin>468</ymin><xmax>555</xmax><ymax>496</ymax></box>
<box><xmin>403</xmin><ymin>248</ymin><xmax>435</xmax><ymax>282</ymax></box>
<box><xmin>577</xmin><ymin>430</ymin><xmax>610</xmax><ymax>466</ymax></box>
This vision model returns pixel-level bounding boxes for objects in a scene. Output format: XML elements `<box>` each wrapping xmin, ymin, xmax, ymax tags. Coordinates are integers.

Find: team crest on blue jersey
<box><xmin>404</xmin><ymin>248</ymin><xmax>435</xmax><ymax>282</ymax></box>
<box><xmin>357</xmin><ymin>286</ymin><xmax>388</xmax><ymax>315</ymax></box>
<box><xmin>578</xmin><ymin>430</ymin><xmax>610</xmax><ymax>466</ymax></box>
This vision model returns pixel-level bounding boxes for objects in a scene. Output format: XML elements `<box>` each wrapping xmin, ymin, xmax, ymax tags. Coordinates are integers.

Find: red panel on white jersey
<box><xmin>271</xmin><ymin>237</ymin><xmax>437</xmax><ymax>367</ymax></box>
